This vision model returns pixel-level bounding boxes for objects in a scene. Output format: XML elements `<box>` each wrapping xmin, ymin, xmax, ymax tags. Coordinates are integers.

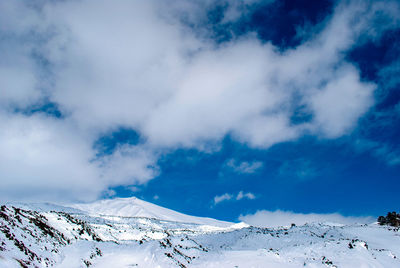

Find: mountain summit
<box><xmin>69</xmin><ymin>197</ymin><xmax>233</xmax><ymax>227</ymax></box>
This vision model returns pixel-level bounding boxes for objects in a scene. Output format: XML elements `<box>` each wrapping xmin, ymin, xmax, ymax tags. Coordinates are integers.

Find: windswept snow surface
<box><xmin>69</xmin><ymin>197</ymin><xmax>233</xmax><ymax>227</ymax></box>
<box><xmin>0</xmin><ymin>197</ymin><xmax>399</xmax><ymax>267</ymax></box>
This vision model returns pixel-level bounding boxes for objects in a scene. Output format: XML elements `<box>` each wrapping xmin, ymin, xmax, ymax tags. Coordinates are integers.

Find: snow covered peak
<box><xmin>69</xmin><ymin>197</ymin><xmax>234</xmax><ymax>227</ymax></box>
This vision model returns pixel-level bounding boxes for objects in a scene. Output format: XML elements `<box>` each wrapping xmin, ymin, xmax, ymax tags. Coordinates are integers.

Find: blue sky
<box><xmin>0</xmin><ymin>0</ymin><xmax>399</xmax><ymax>223</ymax></box>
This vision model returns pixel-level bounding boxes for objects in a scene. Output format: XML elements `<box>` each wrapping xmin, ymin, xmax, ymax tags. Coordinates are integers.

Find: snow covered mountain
<box><xmin>1</xmin><ymin>197</ymin><xmax>399</xmax><ymax>267</ymax></box>
<box><xmin>69</xmin><ymin>197</ymin><xmax>233</xmax><ymax>227</ymax></box>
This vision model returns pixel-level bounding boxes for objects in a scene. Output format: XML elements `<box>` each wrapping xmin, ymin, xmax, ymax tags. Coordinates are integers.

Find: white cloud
<box><xmin>226</xmin><ymin>159</ymin><xmax>263</xmax><ymax>174</ymax></box>
<box><xmin>0</xmin><ymin>113</ymin><xmax>158</xmax><ymax>202</ymax></box>
<box><xmin>214</xmin><ymin>191</ymin><xmax>257</xmax><ymax>205</ymax></box>
<box><xmin>0</xmin><ymin>113</ymin><xmax>100</xmax><ymax>201</ymax></box>
<box><xmin>41</xmin><ymin>0</ymin><xmax>386</xmax><ymax>148</ymax></box>
<box><xmin>0</xmin><ymin>2</ymin><xmax>42</xmax><ymax>109</ymax></box>
<box><xmin>213</xmin><ymin>193</ymin><xmax>233</xmax><ymax>205</ymax></box>
<box><xmin>236</xmin><ymin>191</ymin><xmax>256</xmax><ymax>201</ymax></box>
<box><xmin>239</xmin><ymin>210</ymin><xmax>374</xmax><ymax>228</ymax></box>
<box><xmin>0</xmin><ymin>0</ymin><xmax>398</xmax><ymax>201</ymax></box>
<box><xmin>308</xmin><ymin>65</ymin><xmax>375</xmax><ymax>138</ymax></box>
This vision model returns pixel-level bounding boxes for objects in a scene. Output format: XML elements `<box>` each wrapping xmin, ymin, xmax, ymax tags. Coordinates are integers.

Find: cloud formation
<box><xmin>213</xmin><ymin>191</ymin><xmax>256</xmax><ymax>205</ymax></box>
<box><xmin>0</xmin><ymin>0</ymin><xmax>399</xmax><ymax>201</ymax></box>
<box><xmin>0</xmin><ymin>113</ymin><xmax>158</xmax><ymax>202</ymax></box>
<box><xmin>239</xmin><ymin>210</ymin><xmax>374</xmax><ymax>227</ymax></box>
<box><xmin>225</xmin><ymin>159</ymin><xmax>264</xmax><ymax>174</ymax></box>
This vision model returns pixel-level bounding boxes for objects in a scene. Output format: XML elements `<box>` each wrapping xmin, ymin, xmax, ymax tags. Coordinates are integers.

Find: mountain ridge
<box><xmin>1</xmin><ymin>197</ymin><xmax>399</xmax><ymax>267</ymax></box>
<box><xmin>68</xmin><ymin>197</ymin><xmax>235</xmax><ymax>227</ymax></box>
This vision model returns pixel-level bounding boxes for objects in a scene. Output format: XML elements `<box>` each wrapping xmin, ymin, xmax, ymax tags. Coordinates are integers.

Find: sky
<box><xmin>0</xmin><ymin>0</ymin><xmax>399</xmax><ymax>224</ymax></box>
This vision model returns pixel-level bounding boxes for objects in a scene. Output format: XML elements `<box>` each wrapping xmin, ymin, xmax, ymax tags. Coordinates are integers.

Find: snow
<box><xmin>1</xmin><ymin>197</ymin><xmax>400</xmax><ymax>267</ymax></box>
<box><xmin>69</xmin><ymin>197</ymin><xmax>233</xmax><ymax>227</ymax></box>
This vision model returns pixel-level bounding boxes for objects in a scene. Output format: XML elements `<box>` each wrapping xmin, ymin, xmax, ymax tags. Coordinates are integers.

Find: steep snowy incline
<box><xmin>69</xmin><ymin>197</ymin><xmax>234</xmax><ymax>227</ymax></box>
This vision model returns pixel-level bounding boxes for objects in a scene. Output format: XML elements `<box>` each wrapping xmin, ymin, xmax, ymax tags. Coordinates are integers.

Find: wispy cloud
<box><xmin>213</xmin><ymin>191</ymin><xmax>257</xmax><ymax>205</ymax></box>
<box><xmin>213</xmin><ymin>193</ymin><xmax>233</xmax><ymax>205</ymax></box>
<box><xmin>225</xmin><ymin>159</ymin><xmax>264</xmax><ymax>174</ymax></box>
<box><xmin>236</xmin><ymin>191</ymin><xmax>256</xmax><ymax>201</ymax></box>
<box><xmin>354</xmin><ymin>138</ymin><xmax>400</xmax><ymax>166</ymax></box>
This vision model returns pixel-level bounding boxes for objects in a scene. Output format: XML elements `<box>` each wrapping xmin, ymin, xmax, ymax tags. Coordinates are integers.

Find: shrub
<box><xmin>377</xmin><ymin>212</ymin><xmax>400</xmax><ymax>226</ymax></box>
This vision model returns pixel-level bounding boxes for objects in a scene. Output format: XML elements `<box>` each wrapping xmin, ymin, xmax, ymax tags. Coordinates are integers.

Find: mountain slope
<box><xmin>69</xmin><ymin>197</ymin><xmax>233</xmax><ymax>227</ymax></box>
<box><xmin>1</xmin><ymin>197</ymin><xmax>399</xmax><ymax>267</ymax></box>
